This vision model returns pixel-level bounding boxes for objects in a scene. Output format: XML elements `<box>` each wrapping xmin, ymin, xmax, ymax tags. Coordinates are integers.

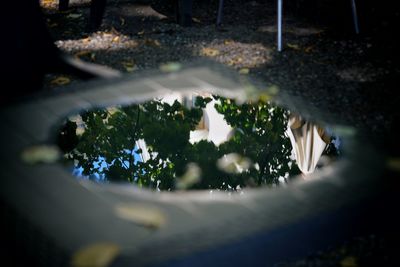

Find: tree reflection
<box><xmin>58</xmin><ymin>94</ymin><xmax>299</xmax><ymax>190</ymax></box>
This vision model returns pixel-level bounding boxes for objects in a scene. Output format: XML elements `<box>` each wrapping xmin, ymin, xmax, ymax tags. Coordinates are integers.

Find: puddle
<box><xmin>57</xmin><ymin>92</ymin><xmax>341</xmax><ymax>191</ymax></box>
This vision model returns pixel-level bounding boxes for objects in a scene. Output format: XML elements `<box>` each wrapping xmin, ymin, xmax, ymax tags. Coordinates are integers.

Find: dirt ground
<box><xmin>39</xmin><ymin>0</ymin><xmax>399</xmax><ymax>149</ymax></box>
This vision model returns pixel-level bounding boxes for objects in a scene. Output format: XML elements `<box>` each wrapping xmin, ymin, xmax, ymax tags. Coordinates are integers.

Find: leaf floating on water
<box><xmin>239</xmin><ymin>68</ymin><xmax>250</xmax><ymax>75</ymax></box>
<box><xmin>67</xmin><ymin>13</ymin><xmax>83</xmax><ymax>19</ymax></box>
<box><xmin>21</xmin><ymin>145</ymin><xmax>61</xmax><ymax>164</ymax></box>
<box><xmin>121</xmin><ymin>61</ymin><xmax>137</xmax><ymax>72</ymax></box>
<box><xmin>176</xmin><ymin>163</ymin><xmax>201</xmax><ymax>190</ymax></box>
<box><xmin>201</xmin><ymin>47</ymin><xmax>220</xmax><ymax>57</ymax></box>
<box><xmin>51</xmin><ymin>76</ymin><xmax>71</xmax><ymax>86</ymax></box>
<box><xmin>159</xmin><ymin>62</ymin><xmax>182</xmax><ymax>73</ymax></box>
<box><xmin>71</xmin><ymin>243</ymin><xmax>120</xmax><ymax>267</ymax></box>
<box><xmin>115</xmin><ymin>204</ymin><xmax>166</xmax><ymax>229</ymax></box>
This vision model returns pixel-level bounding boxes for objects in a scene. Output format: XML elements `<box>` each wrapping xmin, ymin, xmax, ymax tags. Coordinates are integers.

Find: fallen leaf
<box><xmin>239</xmin><ymin>68</ymin><xmax>250</xmax><ymax>75</ymax></box>
<box><xmin>119</xmin><ymin>17</ymin><xmax>125</xmax><ymax>26</ymax></box>
<box><xmin>112</xmin><ymin>36</ymin><xmax>120</xmax><ymax>43</ymax></box>
<box><xmin>50</xmin><ymin>76</ymin><xmax>71</xmax><ymax>86</ymax></box>
<box><xmin>81</xmin><ymin>37</ymin><xmax>91</xmax><ymax>43</ymax></box>
<box><xmin>201</xmin><ymin>47</ymin><xmax>220</xmax><ymax>57</ymax></box>
<box><xmin>74</xmin><ymin>51</ymin><xmax>91</xmax><ymax>58</ymax></box>
<box><xmin>48</xmin><ymin>23</ymin><xmax>58</xmax><ymax>28</ymax></box>
<box><xmin>304</xmin><ymin>45</ymin><xmax>315</xmax><ymax>53</ymax></box>
<box><xmin>21</xmin><ymin>145</ymin><xmax>61</xmax><ymax>164</ymax></box>
<box><xmin>115</xmin><ymin>204</ymin><xmax>166</xmax><ymax>229</ymax></box>
<box><xmin>192</xmin><ymin>17</ymin><xmax>201</xmax><ymax>23</ymax></box>
<box><xmin>71</xmin><ymin>243</ymin><xmax>120</xmax><ymax>267</ymax></box>
<box><xmin>160</xmin><ymin>62</ymin><xmax>182</xmax><ymax>72</ymax></box>
<box><xmin>224</xmin><ymin>39</ymin><xmax>233</xmax><ymax>45</ymax></box>
<box><xmin>102</xmin><ymin>33</ymin><xmax>113</xmax><ymax>38</ymax></box>
<box><xmin>287</xmin><ymin>43</ymin><xmax>301</xmax><ymax>50</ymax></box>
<box><xmin>67</xmin><ymin>13</ymin><xmax>82</xmax><ymax>19</ymax></box>
<box><xmin>227</xmin><ymin>56</ymin><xmax>243</xmax><ymax>66</ymax></box>
<box><xmin>144</xmin><ymin>38</ymin><xmax>161</xmax><ymax>47</ymax></box>
<box><xmin>121</xmin><ymin>61</ymin><xmax>137</xmax><ymax>72</ymax></box>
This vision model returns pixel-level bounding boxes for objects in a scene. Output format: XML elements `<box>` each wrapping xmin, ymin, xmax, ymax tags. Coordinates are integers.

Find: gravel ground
<box><xmin>38</xmin><ymin>2</ymin><xmax>399</xmax><ymax>264</ymax></box>
<box><xmin>41</xmin><ymin>1</ymin><xmax>399</xmax><ymax>141</ymax></box>
<box><xmin>40</xmin><ymin>1</ymin><xmax>399</xmax><ymax>150</ymax></box>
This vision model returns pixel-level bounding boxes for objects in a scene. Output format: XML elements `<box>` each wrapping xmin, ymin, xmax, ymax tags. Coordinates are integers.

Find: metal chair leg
<box><xmin>351</xmin><ymin>0</ymin><xmax>360</xmax><ymax>34</ymax></box>
<box><xmin>277</xmin><ymin>0</ymin><xmax>283</xmax><ymax>51</ymax></box>
<box><xmin>217</xmin><ymin>0</ymin><xmax>224</xmax><ymax>26</ymax></box>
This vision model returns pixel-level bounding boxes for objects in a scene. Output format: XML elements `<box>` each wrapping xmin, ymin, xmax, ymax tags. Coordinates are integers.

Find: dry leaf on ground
<box><xmin>50</xmin><ymin>76</ymin><xmax>71</xmax><ymax>86</ymax></box>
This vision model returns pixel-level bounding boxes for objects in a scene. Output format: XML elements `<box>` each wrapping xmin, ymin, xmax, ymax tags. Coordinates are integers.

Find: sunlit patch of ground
<box><xmin>199</xmin><ymin>40</ymin><xmax>272</xmax><ymax>69</ymax></box>
<box><xmin>40</xmin><ymin>0</ymin><xmax>91</xmax><ymax>11</ymax></box>
<box><xmin>56</xmin><ymin>30</ymin><xmax>139</xmax><ymax>52</ymax></box>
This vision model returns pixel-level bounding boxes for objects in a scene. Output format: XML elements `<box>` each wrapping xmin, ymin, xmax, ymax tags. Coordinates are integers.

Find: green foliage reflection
<box><xmin>58</xmin><ymin>95</ymin><xmax>298</xmax><ymax>190</ymax></box>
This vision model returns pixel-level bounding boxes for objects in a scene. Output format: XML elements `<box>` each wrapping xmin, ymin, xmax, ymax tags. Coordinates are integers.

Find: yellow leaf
<box><xmin>121</xmin><ymin>61</ymin><xmax>137</xmax><ymax>72</ymax></box>
<box><xmin>287</xmin><ymin>43</ymin><xmax>301</xmax><ymax>50</ymax></box>
<box><xmin>115</xmin><ymin>204</ymin><xmax>166</xmax><ymax>229</ymax></box>
<box><xmin>82</xmin><ymin>37</ymin><xmax>91</xmax><ymax>44</ymax></box>
<box><xmin>239</xmin><ymin>68</ymin><xmax>250</xmax><ymax>75</ymax></box>
<box><xmin>201</xmin><ymin>47</ymin><xmax>220</xmax><ymax>57</ymax></box>
<box><xmin>71</xmin><ymin>243</ymin><xmax>120</xmax><ymax>267</ymax></box>
<box><xmin>159</xmin><ymin>62</ymin><xmax>182</xmax><ymax>72</ymax></box>
<box><xmin>340</xmin><ymin>256</ymin><xmax>358</xmax><ymax>267</ymax></box>
<box><xmin>50</xmin><ymin>76</ymin><xmax>71</xmax><ymax>86</ymax></box>
<box><xmin>112</xmin><ymin>36</ymin><xmax>120</xmax><ymax>43</ymax></box>
<box><xmin>224</xmin><ymin>39</ymin><xmax>233</xmax><ymax>45</ymax></box>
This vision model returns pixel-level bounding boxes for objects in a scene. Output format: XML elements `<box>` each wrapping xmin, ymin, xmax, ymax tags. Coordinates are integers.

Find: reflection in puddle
<box><xmin>58</xmin><ymin>93</ymin><xmax>340</xmax><ymax>191</ymax></box>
